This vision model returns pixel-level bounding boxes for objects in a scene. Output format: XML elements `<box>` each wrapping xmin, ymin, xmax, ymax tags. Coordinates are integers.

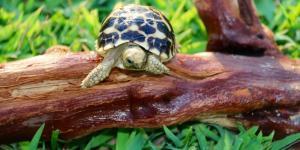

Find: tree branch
<box><xmin>0</xmin><ymin>47</ymin><xmax>299</xmax><ymax>143</ymax></box>
<box><xmin>195</xmin><ymin>0</ymin><xmax>281</xmax><ymax>57</ymax></box>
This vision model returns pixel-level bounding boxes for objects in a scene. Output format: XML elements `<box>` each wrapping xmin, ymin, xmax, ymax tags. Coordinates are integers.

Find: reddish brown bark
<box><xmin>193</xmin><ymin>0</ymin><xmax>300</xmax><ymax>139</ymax></box>
<box><xmin>195</xmin><ymin>0</ymin><xmax>281</xmax><ymax>57</ymax></box>
<box><xmin>231</xmin><ymin>106</ymin><xmax>300</xmax><ymax>139</ymax></box>
<box><xmin>0</xmin><ymin>0</ymin><xmax>298</xmax><ymax>144</ymax></box>
<box><xmin>0</xmin><ymin>48</ymin><xmax>299</xmax><ymax>143</ymax></box>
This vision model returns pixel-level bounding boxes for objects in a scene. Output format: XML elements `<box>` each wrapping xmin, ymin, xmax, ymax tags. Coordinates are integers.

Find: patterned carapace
<box><xmin>96</xmin><ymin>4</ymin><xmax>176</xmax><ymax>62</ymax></box>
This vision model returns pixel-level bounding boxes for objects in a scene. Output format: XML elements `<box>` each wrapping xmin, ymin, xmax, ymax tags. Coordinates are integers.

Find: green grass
<box><xmin>0</xmin><ymin>0</ymin><xmax>298</xmax><ymax>62</ymax></box>
<box><xmin>0</xmin><ymin>0</ymin><xmax>207</xmax><ymax>62</ymax></box>
<box><xmin>254</xmin><ymin>0</ymin><xmax>300</xmax><ymax>58</ymax></box>
<box><xmin>0</xmin><ymin>0</ymin><xmax>299</xmax><ymax>149</ymax></box>
<box><xmin>1</xmin><ymin>123</ymin><xmax>300</xmax><ymax>150</ymax></box>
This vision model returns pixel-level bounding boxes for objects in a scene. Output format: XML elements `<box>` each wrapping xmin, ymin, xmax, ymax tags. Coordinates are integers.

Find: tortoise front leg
<box><xmin>81</xmin><ymin>61</ymin><xmax>114</xmax><ymax>88</ymax></box>
<box><xmin>81</xmin><ymin>47</ymin><xmax>123</xmax><ymax>88</ymax></box>
<box><xmin>144</xmin><ymin>54</ymin><xmax>170</xmax><ymax>75</ymax></box>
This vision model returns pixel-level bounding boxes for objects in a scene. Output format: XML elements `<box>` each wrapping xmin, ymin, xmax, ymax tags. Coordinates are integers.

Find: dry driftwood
<box><xmin>195</xmin><ymin>0</ymin><xmax>281</xmax><ymax>56</ymax></box>
<box><xmin>0</xmin><ymin>0</ymin><xmax>299</xmax><ymax>144</ymax></box>
<box><xmin>0</xmin><ymin>47</ymin><xmax>299</xmax><ymax>143</ymax></box>
<box><xmin>231</xmin><ymin>106</ymin><xmax>300</xmax><ymax>139</ymax></box>
<box><xmin>194</xmin><ymin>0</ymin><xmax>300</xmax><ymax>139</ymax></box>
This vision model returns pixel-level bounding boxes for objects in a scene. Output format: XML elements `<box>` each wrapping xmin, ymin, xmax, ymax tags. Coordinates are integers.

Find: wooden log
<box><xmin>231</xmin><ymin>106</ymin><xmax>300</xmax><ymax>139</ymax></box>
<box><xmin>195</xmin><ymin>0</ymin><xmax>281</xmax><ymax>57</ymax></box>
<box><xmin>0</xmin><ymin>46</ymin><xmax>299</xmax><ymax>143</ymax></box>
<box><xmin>193</xmin><ymin>1</ymin><xmax>300</xmax><ymax>139</ymax></box>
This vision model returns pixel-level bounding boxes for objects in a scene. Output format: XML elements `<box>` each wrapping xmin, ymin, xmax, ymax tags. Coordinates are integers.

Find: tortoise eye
<box><xmin>126</xmin><ymin>58</ymin><xmax>133</xmax><ymax>64</ymax></box>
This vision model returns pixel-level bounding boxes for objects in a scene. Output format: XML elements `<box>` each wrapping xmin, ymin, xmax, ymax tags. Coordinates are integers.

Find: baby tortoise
<box><xmin>81</xmin><ymin>4</ymin><xmax>177</xmax><ymax>88</ymax></box>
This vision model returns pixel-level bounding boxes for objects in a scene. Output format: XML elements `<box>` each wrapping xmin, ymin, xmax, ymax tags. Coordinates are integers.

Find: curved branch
<box><xmin>195</xmin><ymin>0</ymin><xmax>281</xmax><ymax>57</ymax></box>
<box><xmin>0</xmin><ymin>47</ymin><xmax>299</xmax><ymax>143</ymax></box>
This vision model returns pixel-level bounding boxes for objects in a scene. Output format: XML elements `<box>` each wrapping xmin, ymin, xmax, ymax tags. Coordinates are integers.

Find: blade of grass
<box><xmin>116</xmin><ymin>129</ymin><xmax>130</xmax><ymax>150</ymax></box>
<box><xmin>182</xmin><ymin>126</ymin><xmax>193</xmax><ymax>149</ymax></box>
<box><xmin>0</xmin><ymin>145</ymin><xmax>14</xmax><ymax>150</ymax></box>
<box><xmin>272</xmin><ymin>133</ymin><xmax>300</xmax><ymax>150</ymax></box>
<box><xmin>84</xmin><ymin>131</ymin><xmax>113</xmax><ymax>150</ymax></box>
<box><xmin>197</xmin><ymin>124</ymin><xmax>219</xmax><ymax>141</ymax></box>
<box><xmin>51</xmin><ymin>130</ymin><xmax>59</xmax><ymax>150</ymax></box>
<box><xmin>215</xmin><ymin>131</ymin><xmax>232</xmax><ymax>150</ymax></box>
<box><xmin>170</xmin><ymin>0</ymin><xmax>187</xmax><ymax>24</ymax></box>
<box><xmin>232</xmin><ymin>136</ymin><xmax>243</xmax><ymax>150</ymax></box>
<box><xmin>126</xmin><ymin>131</ymin><xmax>146</xmax><ymax>150</ymax></box>
<box><xmin>163</xmin><ymin>126</ymin><xmax>183</xmax><ymax>148</ymax></box>
<box><xmin>29</xmin><ymin>123</ymin><xmax>45</xmax><ymax>150</ymax></box>
<box><xmin>195</xmin><ymin>126</ymin><xmax>208</xmax><ymax>150</ymax></box>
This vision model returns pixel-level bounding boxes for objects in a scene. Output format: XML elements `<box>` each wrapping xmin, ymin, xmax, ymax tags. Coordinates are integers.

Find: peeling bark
<box><xmin>0</xmin><ymin>48</ymin><xmax>299</xmax><ymax>143</ymax></box>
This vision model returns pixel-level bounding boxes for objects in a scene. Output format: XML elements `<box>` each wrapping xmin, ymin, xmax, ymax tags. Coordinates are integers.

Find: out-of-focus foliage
<box><xmin>1</xmin><ymin>0</ymin><xmax>298</xmax><ymax>63</ymax></box>
<box><xmin>0</xmin><ymin>0</ymin><xmax>100</xmax><ymax>62</ymax></box>
<box><xmin>255</xmin><ymin>0</ymin><xmax>300</xmax><ymax>58</ymax></box>
<box><xmin>0</xmin><ymin>0</ymin><xmax>207</xmax><ymax>63</ymax></box>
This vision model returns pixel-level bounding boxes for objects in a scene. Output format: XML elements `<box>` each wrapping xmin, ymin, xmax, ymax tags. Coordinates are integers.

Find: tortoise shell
<box><xmin>96</xmin><ymin>4</ymin><xmax>176</xmax><ymax>62</ymax></box>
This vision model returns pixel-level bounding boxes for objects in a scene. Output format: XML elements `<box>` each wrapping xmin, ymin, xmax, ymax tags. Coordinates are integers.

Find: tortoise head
<box><xmin>122</xmin><ymin>44</ymin><xmax>147</xmax><ymax>69</ymax></box>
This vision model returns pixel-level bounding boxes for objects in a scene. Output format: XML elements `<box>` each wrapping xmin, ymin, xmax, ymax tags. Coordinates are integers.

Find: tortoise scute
<box><xmin>132</xmin><ymin>17</ymin><xmax>144</xmax><ymax>25</ymax></box>
<box><xmin>101</xmin><ymin>17</ymin><xmax>117</xmax><ymax>32</ymax></box>
<box><xmin>98</xmin><ymin>32</ymin><xmax>119</xmax><ymax>48</ymax></box>
<box><xmin>147</xmin><ymin>37</ymin><xmax>171</xmax><ymax>54</ymax></box>
<box><xmin>145</xmin><ymin>12</ymin><xmax>161</xmax><ymax>20</ymax></box>
<box><xmin>121</xmin><ymin>31</ymin><xmax>146</xmax><ymax>42</ymax></box>
<box><xmin>139</xmin><ymin>24</ymin><xmax>156</xmax><ymax>34</ymax></box>
<box><xmin>115</xmin><ymin>23</ymin><xmax>128</xmax><ymax>32</ymax></box>
<box><xmin>156</xmin><ymin>21</ymin><xmax>169</xmax><ymax>35</ymax></box>
<box><xmin>97</xmin><ymin>4</ymin><xmax>176</xmax><ymax>62</ymax></box>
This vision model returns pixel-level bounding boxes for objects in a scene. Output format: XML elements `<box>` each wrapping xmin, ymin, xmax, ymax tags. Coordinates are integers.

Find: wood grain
<box><xmin>0</xmin><ymin>47</ymin><xmax>299</xmax><ymax>142</ymax></box>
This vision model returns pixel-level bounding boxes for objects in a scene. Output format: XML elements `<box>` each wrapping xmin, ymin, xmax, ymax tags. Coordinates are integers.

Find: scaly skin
<box><xmin>81</xmin><ymin>45</ymin><xmax>124</xmax><ymax>88</ymax></box>
<box><xmin>81</xmin><ymin>62</ymin><xmax>113</xmax><ymax>88</ymax></box>
<box><xmin>81</xmin><ymin>44</ymin><xmax>170</xmax><ymax>88</ymax></box>
<box><xmin>144</xmin><ymin>54</ymin><xmax>170</xmax><ymax>74</ymax></box>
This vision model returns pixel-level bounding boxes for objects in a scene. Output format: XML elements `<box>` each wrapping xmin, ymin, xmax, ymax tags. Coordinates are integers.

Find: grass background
<box><xmin>0</xmin><ymin>0</ymin><xmax>299</xmax><ymax>149</ymax></box>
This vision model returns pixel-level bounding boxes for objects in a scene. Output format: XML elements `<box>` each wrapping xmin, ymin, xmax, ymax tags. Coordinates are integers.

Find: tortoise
<box><xmin>81</xmin><ymin>4</ymin><xmax>177</xmax><ymax>88</ymax></box>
